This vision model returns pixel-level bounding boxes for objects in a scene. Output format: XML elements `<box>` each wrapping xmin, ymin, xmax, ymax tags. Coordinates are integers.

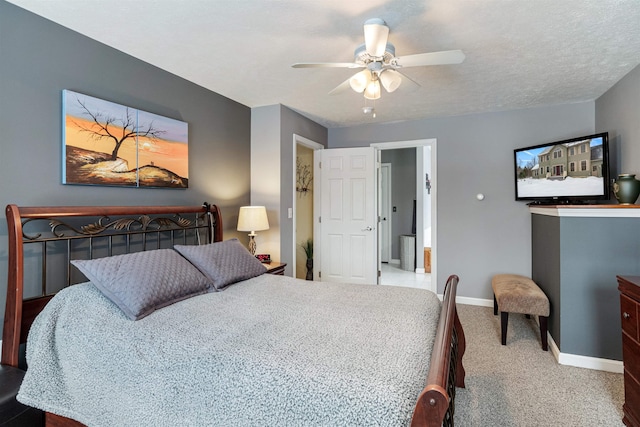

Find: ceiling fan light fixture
<box><xmin>349</xmin><ymin>69</ymin><xmax>371</xmax><ymax>93</ymax></box>
<box><xmin>364</xmin><ymin>79</ymin><xmax>381</xmax><ymax>100</ymax></box>
<box><xmin>291</xmin><ymin>18</ymin><xmax>464</xmax><ymax>109</ymax></box>
<box><xmin>380</xmin><ymin>70</ymin><xmax>402</xmax><ymax>93</ymax></box>
<box><xmin>363</xmin><ymin>18</ymin><xmax>389</xmax><ymax>57</ymax></box>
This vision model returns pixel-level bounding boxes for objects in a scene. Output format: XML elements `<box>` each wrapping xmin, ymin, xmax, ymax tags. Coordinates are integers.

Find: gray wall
<box><xmin>279</xmin><ymin>106</ymin><xmax>328</xmax><ymax>272</ymax></box>
<box><xmin>329</xmin><ymin>103</ymin><xmax>595</xmax><ymax>297</ymax></box>
<box><xmin>381</xmin><ymin>148</ymin><xmax>417</xmax><ymax>260</ymax></box>
<box><xmin>250</xmin><ymin>104</ymin><xmax>282</xmax><ymax>260</ymax></box>
<box><xmin>531</xmin><ymin>215</ymin><xmax>561</xmax><ymax>345</ymax></box>
<box><xmin>249</xmin><ymin>104</ymin><xmax>327</xmax><ymax>275</ymax></box>
<box><xmin>0</xmin><ymin>2</ymin><xmax>251</xmax><ymax>336</ymax></box>
<box><xmin>596</xmin><ymin>63</ymin><xmax>640</xmax><ymax>177</ymax></box>
<box><xmin>533</xmin><ymin>213</ymin><xmax>640</xmax><ymax>360</ymax></box>
<box><xmin>559</xmin><ymin>216</ymin><xmax>639</xmax><ymax>360</ymax></box>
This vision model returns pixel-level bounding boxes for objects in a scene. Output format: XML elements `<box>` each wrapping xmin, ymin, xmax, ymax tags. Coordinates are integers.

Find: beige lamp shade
<box><xmin>237</xmin><ymin>206</ymin><xmax>269</xmax><ymax>233</ymax></box>
<box><xmin>237</xmin><ymin>206</ymin><xmax>269</xmax><ymax>255</ymax></box>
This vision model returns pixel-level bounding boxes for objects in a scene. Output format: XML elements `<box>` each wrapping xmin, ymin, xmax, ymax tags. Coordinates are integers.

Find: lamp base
<box><xmin>247</xmin><ymin>234</ymin><xmax>257</xmax><ymax>255</ymax></box>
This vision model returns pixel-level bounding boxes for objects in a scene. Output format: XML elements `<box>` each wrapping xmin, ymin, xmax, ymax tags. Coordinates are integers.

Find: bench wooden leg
<box><xmin>493</xmin><ymin>294</ymin><xmax>498</xmax><ymax>316</ymax></box>
<box><xmin>501</xmin><ymin>311</ymin><xmax>508</xmax><ymax>345</ymax></box>
<box><xmin>539</xmin><ymin>315</ymin><xmax>548</xmax><ymax>351</ymax></box>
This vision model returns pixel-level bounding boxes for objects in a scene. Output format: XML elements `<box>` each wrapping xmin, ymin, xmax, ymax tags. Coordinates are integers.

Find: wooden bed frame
<box><xmin>2</xmin><ymin>203</ymin><xmax>465</xmax><ymax>427</ymax></box>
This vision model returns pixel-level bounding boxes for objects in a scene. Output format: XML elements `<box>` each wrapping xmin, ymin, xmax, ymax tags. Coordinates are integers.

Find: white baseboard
<box><xmin>455</xmin><ymin>296</ymin><xmax>493</xmax><ymax>307</ymax></box>
<box><xmin>437</xmin><ymin>295</ymin><xmax>494</xmax><ymax>306</ymax></box>
<box><xmin>451</xmin><ymin>298</ymin><xmax>623</xmax><ymax>373</ymax></box>
<box><xmin>548</xmin><ymin>333</ymin><xmax>623</xmax><ymax>373</ymax></box>
<box><xmin>390</xmin><ymin>259</ymin><xmax>400</xmax><ymax>265</ymax></box>
<box><xmin>415</xmin><ymin>268</ymin><xmax>425</xmax><ymax>274</ymax></box>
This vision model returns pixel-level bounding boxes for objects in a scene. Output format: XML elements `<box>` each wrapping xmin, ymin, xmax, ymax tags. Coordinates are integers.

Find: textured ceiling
<box><xmin>7</xmin><ymin>0</ymin><xmax>640</xmax><ymax>128</ymax></box>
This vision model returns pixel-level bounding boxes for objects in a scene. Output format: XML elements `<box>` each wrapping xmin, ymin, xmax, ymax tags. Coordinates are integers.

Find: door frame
<box><xmin>371</xmin><ymin>139</ymin><xmax>437</xmax><ymax>293</ymax></box>
<box><xmin>292</xmin><ymin>134</ymin><xmax>323</xmax><ymax>279</ymax></box>
<box><xmin>380</xmin><ymin>163</ymin><xmax>392</xmax><ymax>263</ymax></box>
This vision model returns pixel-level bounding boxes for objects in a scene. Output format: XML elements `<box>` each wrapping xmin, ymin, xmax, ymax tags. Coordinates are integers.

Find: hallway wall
<box><xmin>381</xmin><ymin>148</ymin><xmax>416</xmax><ymax>260</ymax></box>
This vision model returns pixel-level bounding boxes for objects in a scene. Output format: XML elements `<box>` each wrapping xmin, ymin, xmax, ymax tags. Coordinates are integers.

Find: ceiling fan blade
<box><xmin>328</xmin><ymin>77</ymin><xmax>353</xmax><ymax>95</ymax></box>
<box><xmin>363</xmin><ymin>18</ymin><xmax>389</xmax><ymax>57</ymax></box>
<box><xmin>292</xmin><ymin>62</ymin><xmax>361</xmax><ymax>69</ymax></box>
<box><xmin>395</xmin><ymin>71</ymin><xmax>421</xmax><ymax>88</ymax></box>
<box><xmin>394</xmin><ymin>50</ymin><xmax>466</xmax><ymax>68</ymax></box>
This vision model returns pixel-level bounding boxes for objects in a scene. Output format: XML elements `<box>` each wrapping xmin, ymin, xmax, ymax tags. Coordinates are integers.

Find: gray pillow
<box><xmin>71</xmin><ymin>249</ymin><xmax>213</xmax><ymax>320</ymax></box>
<box><xmin>174</xmin><ymin>238</ymin><xmax>266</xmax><ymax>290</ymax></box>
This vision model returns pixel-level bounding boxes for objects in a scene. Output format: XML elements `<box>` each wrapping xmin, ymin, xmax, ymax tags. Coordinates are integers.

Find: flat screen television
<box><xmin>514</xmin><ymin>132</ymin><xmax>610</xmax><ymax>203</ymax></box>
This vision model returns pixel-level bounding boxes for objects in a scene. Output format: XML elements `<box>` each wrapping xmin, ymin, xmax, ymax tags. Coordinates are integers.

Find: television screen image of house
<box><xmin>62</xmin><ymin>90</ymin><xmax>189</xmax><ymax>188</ymax></box>
<box><xmin>515</xmin><ymin>137</ymin><xmax>605</xmax><ymax>197</ymax></box>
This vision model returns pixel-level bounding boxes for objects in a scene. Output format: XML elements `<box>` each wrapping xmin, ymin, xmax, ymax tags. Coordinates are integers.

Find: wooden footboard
<box><xmin>45</xmin><ymin>413</ymin><xmax>84</xmax><ymax>427</ymax></box>
<box><xmin>411</xmin><ymin>274</ymin><xmax>466</xmax><ymax>426</ymax></box>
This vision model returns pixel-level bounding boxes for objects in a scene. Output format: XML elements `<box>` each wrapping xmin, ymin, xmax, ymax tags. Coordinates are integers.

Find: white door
<box><xmin>318</xmin><ymin>147</ymin><xmax>377</xmax><ymax>284</ymax></box>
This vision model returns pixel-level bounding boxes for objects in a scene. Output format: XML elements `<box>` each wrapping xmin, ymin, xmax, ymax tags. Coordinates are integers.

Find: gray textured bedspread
<box><xmin>18</xmin><ymin>275</ymin><xmax>441</xmax><ymax>426</ymax></box>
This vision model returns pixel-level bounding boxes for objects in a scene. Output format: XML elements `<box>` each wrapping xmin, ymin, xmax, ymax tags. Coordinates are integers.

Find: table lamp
<box><xmin>237</xmin><ymin>206</ymin><xmax>270</xmax><ymax>255</ymax></box>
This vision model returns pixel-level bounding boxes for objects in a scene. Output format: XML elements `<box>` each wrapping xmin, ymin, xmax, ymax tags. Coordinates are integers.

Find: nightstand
<box><xmin>263</xmin><ymin>262</ymin><xmax>286</xmax><ymax>275</ymax></box>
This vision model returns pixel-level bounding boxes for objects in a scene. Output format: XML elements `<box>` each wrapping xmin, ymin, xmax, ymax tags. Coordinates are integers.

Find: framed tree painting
<box><xmin>62</xmin><ymin>90</ymin><xmax>189</xmax><ymax>188</ymax></box>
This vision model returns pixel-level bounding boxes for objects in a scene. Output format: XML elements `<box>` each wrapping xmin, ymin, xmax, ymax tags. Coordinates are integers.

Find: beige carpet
<box><xmin>453</xmin><ymin>304</ymin><xmax>625</xmax><ymax>426</ymax></box>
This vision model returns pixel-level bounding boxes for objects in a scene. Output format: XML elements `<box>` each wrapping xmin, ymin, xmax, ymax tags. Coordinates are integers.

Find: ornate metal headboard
<box><xmin>2</xmin><ymin>203</ymin><xmax>223</xmax><ymax>367</ymax></box>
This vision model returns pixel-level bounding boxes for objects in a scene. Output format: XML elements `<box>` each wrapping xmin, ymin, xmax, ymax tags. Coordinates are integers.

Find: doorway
<box><xmin>311</xmin><ymin>138</ymin><xmax>436</xmax><ymax>292</ymax></box>
<box><xmin>372</xmin><ymin>139</ymin><xmax>436</xmax><ymax>293</ymax></box>
<box><xmin>292</xmin><ymin>134</ymin><xmax>323</xmax><ymax>279</ymax></box>
<box><xmin>379</xmin><ymin>163</ymin><xmax>392</xmax><ymax>263</ymax></box>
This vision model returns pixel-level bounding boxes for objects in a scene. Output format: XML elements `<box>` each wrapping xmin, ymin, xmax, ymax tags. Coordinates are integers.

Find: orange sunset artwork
<box><xmin>63</xmin><ymin>90</ymin><xmax>188</xmax><ymax>188</ymax></box>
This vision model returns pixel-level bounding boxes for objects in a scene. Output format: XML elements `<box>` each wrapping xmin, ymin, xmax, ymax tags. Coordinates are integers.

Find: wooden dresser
<box><xmin>617</xmin><ymin>275</ymin><xmax>640</xmax><ymax>427</ymax></box>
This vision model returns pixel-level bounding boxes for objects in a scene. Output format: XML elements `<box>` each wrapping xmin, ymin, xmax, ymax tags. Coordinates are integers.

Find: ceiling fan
<box><xmin>292</xmin><ymin>18</ymin><xmax>465</xmax><ymax>101</ymax></box>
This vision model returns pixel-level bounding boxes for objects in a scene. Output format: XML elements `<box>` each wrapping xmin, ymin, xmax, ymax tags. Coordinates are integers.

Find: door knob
<box><xmin>362</xmin><ymin>226</ymin><xmax>375</xmax><ymax>231</ymax></box>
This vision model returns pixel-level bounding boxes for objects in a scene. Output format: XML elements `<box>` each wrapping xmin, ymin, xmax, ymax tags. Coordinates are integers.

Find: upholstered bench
<box><xmin>492</xmin><ymin>274</ymin><xmax>550</xmax><ymax>351</ymax></box>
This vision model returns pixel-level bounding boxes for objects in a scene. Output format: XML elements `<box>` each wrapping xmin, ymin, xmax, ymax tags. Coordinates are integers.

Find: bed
<box><xmin>2</xmin><ymin>203</ymin><xmax>465</xmax><ymax>426</ymax></box>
